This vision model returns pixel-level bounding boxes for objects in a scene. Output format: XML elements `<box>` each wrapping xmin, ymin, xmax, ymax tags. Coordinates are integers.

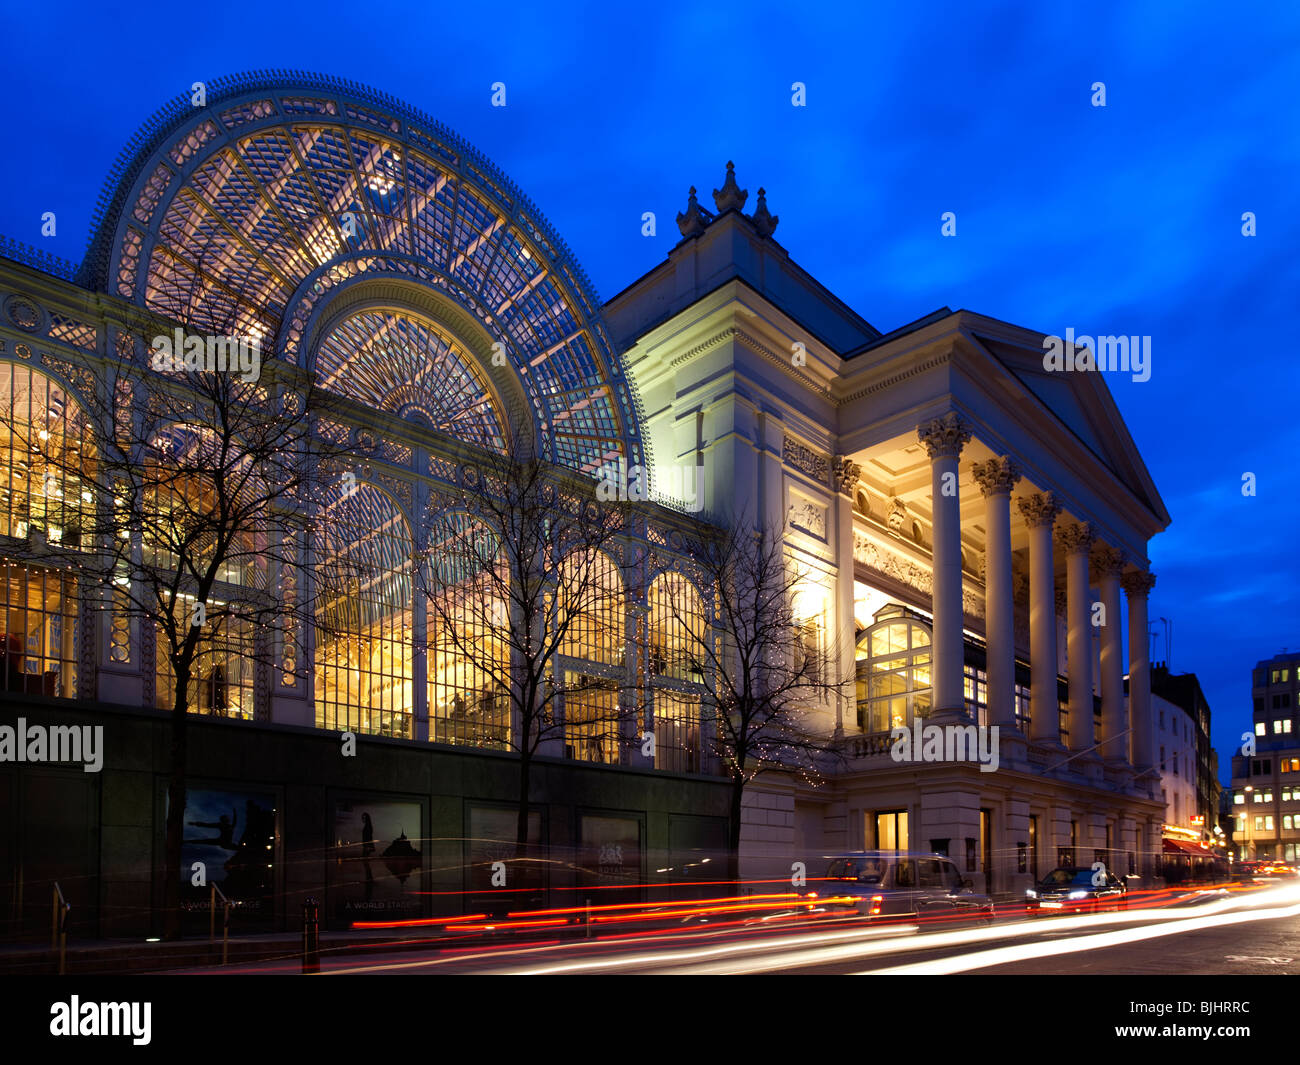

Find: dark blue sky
<box><xmin>2</xmin><ymin>1</ymin><xmax>1297</xmax><ymax>777</ymax></box>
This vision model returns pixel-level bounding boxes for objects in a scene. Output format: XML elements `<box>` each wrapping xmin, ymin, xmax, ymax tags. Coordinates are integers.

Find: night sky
<box><xmin>2</xmin><ymin>1</ymin><xmax>1296</xmax><ymax>779</ymax></box>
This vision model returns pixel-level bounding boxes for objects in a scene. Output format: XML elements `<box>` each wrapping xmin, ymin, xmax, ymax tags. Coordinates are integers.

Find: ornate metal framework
<box><xmin>85</xmin><ymin>71</ymin><xmax>647</xmax><ymax>474</ymax></box>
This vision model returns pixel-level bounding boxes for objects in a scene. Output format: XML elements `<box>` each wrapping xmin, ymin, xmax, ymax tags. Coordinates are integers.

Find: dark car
<box><xmin>806</xmin><ymin>851</ymin><xmax>994</xmax><ymax>928</ymax></box>
<box><xmin>1026</xmin><ymin>866</ymin><xmax>1127</xmax><ymax>915</ymax></box>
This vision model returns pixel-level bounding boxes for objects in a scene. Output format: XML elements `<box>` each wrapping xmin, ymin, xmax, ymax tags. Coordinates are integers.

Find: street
<box><xmin>169</xmin><ymin>879</ymin><xmax>1300</xmax><ymax>976</ymax></box>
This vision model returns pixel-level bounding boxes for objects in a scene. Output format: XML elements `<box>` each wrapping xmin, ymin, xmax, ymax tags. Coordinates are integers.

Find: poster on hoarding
<box><xmin>173</xmin><ymin>786</ymin><xmax>277</xmax><ymax>931</ymax></box>
<box><xmin>332</xmin><ymin>797</ymin><xmax>423</xmax><ymax>925</ymax></box>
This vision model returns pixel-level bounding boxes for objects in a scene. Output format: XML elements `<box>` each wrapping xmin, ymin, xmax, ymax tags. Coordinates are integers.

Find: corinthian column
<box><xmin>834</xmin><ymin>455</ymin><xmax>862</xmax><ymax>739</ymax></box>
<box><xmin>1123</xmin><ymin>569</ymin><xmax>1157</xmax><ymax>773</ymax></box>
<box><xmin>1058</xmin><ymin>522</ymin><xmax>1096</xmax><ymax>754</ymax></box>
<box><xmin>972</xmin><ymin>457</ymin><xmax>1021</xmax><ymax>730</ymax></box>
<box><xmin>917</xmin><ymin>412</ymin><xmax>972</xmax><ymax>719</ymax></box>
<box><xmin>1093</xmin><ymin>546</ymin><xmax>1128</xmax><ymax>764</ymax></box>
<box><xmin>1018</xmin><ymin>492</ymin><xmax>1062</xmax><ymax>744</ymax></box>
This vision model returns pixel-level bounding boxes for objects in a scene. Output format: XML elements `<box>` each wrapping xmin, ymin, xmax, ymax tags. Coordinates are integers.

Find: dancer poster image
<box><xmin>332</xmin><ymin>798</ymin><xmax>423</xmax><ymax>923</ymax></box>
<box><xmin>174</xmin><ymin>787</ymin><xmax>277</xmax><ymax>930</ymax></box>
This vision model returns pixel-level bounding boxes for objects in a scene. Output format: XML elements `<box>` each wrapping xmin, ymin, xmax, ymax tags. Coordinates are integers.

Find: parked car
<box><xmin>805</xmin><ymin>851</ymin><xmax>995</xmax><ymax>927</ymax></box>
<box><xmin>1026</xmin><ymin>866</ymin><xmax>1127</xmax><ymax>915</ymax></box>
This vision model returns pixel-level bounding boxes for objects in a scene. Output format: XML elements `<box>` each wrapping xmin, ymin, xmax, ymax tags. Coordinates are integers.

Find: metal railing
<box><xmin>51</xmin><ymin>882</ymin><xmax>70</xmax><ymax>975</ymax></box>
<box><xmin>209</xmin><ymin>882</ymin><xmax>232</xmax><ymax>965</ymax></box>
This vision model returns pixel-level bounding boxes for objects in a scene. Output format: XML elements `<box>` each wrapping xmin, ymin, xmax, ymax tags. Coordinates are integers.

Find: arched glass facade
<box><xmin>94</xmin><ymin>75</ymin><xmax>646</xmax><ymax>475</ymax></box>
<box><xmin>0</xmin><ymin>75</ymin><xmax>714</xmax><ymax>778</ymax></box>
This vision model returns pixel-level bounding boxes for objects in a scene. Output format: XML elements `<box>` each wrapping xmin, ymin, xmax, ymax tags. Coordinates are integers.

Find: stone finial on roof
<box><xmin>750</xmin><ymin>187</ymin><xmax>779</xmax><ymax>238</ymax></box>
<box><xmin>712</xmin><ymin>161</ymin><xmax>748</xmax><ymax>214</ymax></box>
<box><xmin>676</xmin><ymin>186</ymin><xmax>713</xmax><ymax>238</ymax></box>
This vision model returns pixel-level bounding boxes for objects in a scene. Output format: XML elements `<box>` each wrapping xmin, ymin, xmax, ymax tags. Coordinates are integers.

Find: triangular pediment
<box><xmin>972</xmin><ymin>332</ymin><xmax>1169</xmax><ymax>525</ymax></box>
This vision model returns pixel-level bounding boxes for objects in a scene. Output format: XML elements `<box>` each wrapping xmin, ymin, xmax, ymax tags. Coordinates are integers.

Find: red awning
<box><xmin>1162</xmin><ymin>838</ymin><xmax>1210</xmax><ymax>856</ymax></box>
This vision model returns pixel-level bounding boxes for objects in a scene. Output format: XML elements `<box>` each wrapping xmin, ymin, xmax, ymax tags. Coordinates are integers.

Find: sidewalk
<box><xmin>0</xmin><ymin>927</ymin><xmax>491</xmax><ymax>976</ymax></box>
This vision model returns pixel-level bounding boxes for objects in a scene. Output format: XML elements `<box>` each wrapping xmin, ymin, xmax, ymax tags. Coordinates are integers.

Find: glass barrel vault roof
<box><xmin>84</xmin><ymin>71</ymin><xmax>645</xmax><ymax>474</ymax></box>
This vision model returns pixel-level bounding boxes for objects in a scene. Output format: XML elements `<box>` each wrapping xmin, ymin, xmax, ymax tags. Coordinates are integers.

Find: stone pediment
<box><xmin>973</xmin><ymin>332</ymin><xmax>1168</xmax><ymax>525</ymax></box>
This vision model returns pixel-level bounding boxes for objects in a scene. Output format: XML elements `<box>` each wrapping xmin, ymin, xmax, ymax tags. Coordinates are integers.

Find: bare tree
<box><xmin>669</xmin><ymin>518</ymin><xmax>845</xmax><ymax>884</ymax></box>
<box><xmin>0</xmin><ymin>279</ymin><xmax>344</xmax><ymax>938</ymax></box>
<box><xmin>418</xmin><ymin>435</ymin><xmax>632</xmax><ymax>867</ymax></box>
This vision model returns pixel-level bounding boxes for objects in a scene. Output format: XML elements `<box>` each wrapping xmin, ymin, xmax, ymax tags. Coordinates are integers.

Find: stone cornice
<box><xmin>838</xmin><ymin>348</ymin><xmax>951</xmax><ymax>404</ymax></box>
<box><xmin>667</xmin><ymin>324</ymin><xmax>832</xmax><ymax>398</ymax></box>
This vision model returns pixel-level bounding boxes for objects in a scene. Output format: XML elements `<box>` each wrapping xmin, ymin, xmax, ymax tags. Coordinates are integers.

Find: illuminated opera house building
<box><xmin>0</xmin><ymin>74</ymin><xmax>1170</xmax><ymax>934</ymax></box>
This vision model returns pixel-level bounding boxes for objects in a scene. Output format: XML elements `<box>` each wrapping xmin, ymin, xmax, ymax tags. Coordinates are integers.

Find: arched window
<box><xmin>314</xmin><ymin>310</ymin><xmax>506</xmax><ymax>451</ymax></box>
<box><xmin>647</xmin><ymin>571</ymin><xmax>706</xmax><ymax>682</ymax></box>
<box><xmin>855</xmin><ymin>607</ymin><xmax>932</xmax><ymax>734</ymax></box>
<box><xmin>0</xmin><ymin>363</ymin><xmax>95</xmax><ymax>698</ymax></box>
<box><xmin>558</xmin><ymin>549</ymin><xmax>625</xmax><ymax>668</ymax></box>
<box><xmin>0</xmin><ymin>363</ymin><xmax>96</xmax><ymax>545</ymax></box>
<box><xmin>426</xmin><ymin>511</ymin><xmax>510</xmax><ymax>749</ymax></box>
<box><xmin>314</xmin><ymin>484</ymin><xmax>413</xmax><ymax>737</ymax></box>
<box><xmin>647</xmin><ymin>571</ymin><xmax>707</xmax><ymax>773</ymax></box>
<box><xmin>558</xmin><ymin>549</ymin><xmax>625</xmax><ymax>764</ymax></box>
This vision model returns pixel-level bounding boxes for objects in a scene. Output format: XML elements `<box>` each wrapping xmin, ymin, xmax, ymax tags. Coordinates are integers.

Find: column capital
<box><xmin>1122</xmin><ymin>569</ymin><xmax>1157</xmax><ymax>597</ymax></box>
<box><xmin>971</xmin><ymin>456</ymin><xmax>1021</xmax><ymax>496</ymax></box>
<box><xmin>917</xmin><ymin>411</ymin><xmax>972</xmax><ymax>459</ymax></box>
<box><xmin>1056</xmin><ymin>521</ymin><xmax>1095</xmax><ymax>556</ymax></box>
<box><xmin>1091</xmin><ymin>544</ymin><xmax>1126</xmax><ymax>578</ymax></box>
<box><xmin>833</xmin><ymin>455</ymin><xmax>862</xmax><ymax>495</ymax></box>
<box><xmin>1017</xmin><ymin>491</ymin><xmax>1062</xmax><ymax>529</ymax></box>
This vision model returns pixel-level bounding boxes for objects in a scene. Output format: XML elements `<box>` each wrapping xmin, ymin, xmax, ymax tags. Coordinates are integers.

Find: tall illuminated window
<box><xmin>0</xmin><ymin>364</ymin><xmax>93</xmax><ymax>699</ymax></box>
<box><xmin>426</xmin><ymin>511</ymin><xmax>510</xmax><ymax>749</ymax></box>
<box><xmin>0</xmin><ymin>559</ymin><xmax>78</xmax><ymax>697</ymax></box>
<box><xmin>855</xmin><ymin>607</ymin><xmax>931</xmax><ymax>734</ymax></box>
<box><xmin>314</xmin><ymin>484</ymin><xmax>413</xmax><ymax>738</ymax></box>
<box><xmin>0</xmin><ymin>363</ymin><xmax>95</xmax><ymax>545</ymax></box>
<box><xmin>140</xmin><ymin>424</ymin><xmax>261</xmax><ymax>717</ymax></box>
<box><xmin>155</xmin><ymin>606</ymin><xmax>255</xmax><ymax>718</ymax></box>
<box><xmin>558</xmin><ymin>549</ymin><xmax>625</xmax><ymax>763</ymax></box>
<box><xmin>647</xmin><ymin>571</ymin><xmax>707</xmax><ymax>772</ymax></box>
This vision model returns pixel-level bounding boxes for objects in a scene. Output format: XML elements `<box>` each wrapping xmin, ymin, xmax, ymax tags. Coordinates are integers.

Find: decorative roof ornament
<box><xmin>750</xmin><ymin>187</ymin><xmax>779</xmax><ymax>238</ymax></box>
<box><xmin>676</xmin><ymin>186</ymin><xmax>713</xmax><ymax>238</ymax></box>
<box><xmin>712</xmin><ymin>161</ymin><xmax>748</xmax><ymax>214</ymax></box>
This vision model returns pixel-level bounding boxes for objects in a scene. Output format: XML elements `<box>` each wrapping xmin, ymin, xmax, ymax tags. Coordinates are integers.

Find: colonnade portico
<box><xmin>912</xmin><ymin>409</ymin><xmax>1157</xmax><ymax>775</ymax></box>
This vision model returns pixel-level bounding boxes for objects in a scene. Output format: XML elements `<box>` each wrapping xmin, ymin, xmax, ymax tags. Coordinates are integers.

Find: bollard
<box><xmin>302</xmin><ymin>898</ymin><xmax>320</xmax><ymax>974</ymax></box>
<box><xmin>586</xmin><ymin>898</ymin><xmax>592</xmax><ymax>938</ymax></box>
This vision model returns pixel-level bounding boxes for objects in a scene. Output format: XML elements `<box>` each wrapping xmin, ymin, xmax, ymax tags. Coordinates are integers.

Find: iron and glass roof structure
<box><xmin>80</xmin><ymin>71</ymin><xmax>646</xmax><ymax>473</ymax></box>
